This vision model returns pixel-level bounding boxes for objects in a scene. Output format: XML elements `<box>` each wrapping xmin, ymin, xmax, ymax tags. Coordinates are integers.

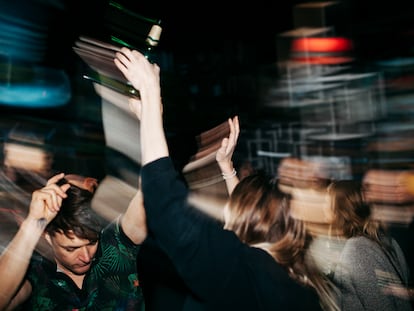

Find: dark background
<box><xmin>2</xmin><ymin>0</ymin><xmax>414</xmax><ymax>134</ymax></box>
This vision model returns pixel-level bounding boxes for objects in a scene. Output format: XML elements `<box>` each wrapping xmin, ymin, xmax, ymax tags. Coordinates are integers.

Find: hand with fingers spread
<box><xmin>28</xmin><ymin>172</ymin><xmax>70</xmax><ymax>227</ymax></box>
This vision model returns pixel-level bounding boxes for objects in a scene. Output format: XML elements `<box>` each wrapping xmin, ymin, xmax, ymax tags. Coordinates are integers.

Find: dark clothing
<box><xmin>141</xmin><ymin>156</ymin><xmax>323</xmax><ymax>311</ymax></box>
<box><xmin>137</xmin><ymin>236</ymin><xmax>189</xmax><ymax>311</ymax></box>
<box><xmin>26</xmin><ymin>217</ymin><xmax>144</xmax><ymax>311</ymax></box>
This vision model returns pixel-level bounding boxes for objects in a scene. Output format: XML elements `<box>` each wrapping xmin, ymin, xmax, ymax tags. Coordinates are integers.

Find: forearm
<box><xmin>0</xmin><ymin>219</ymin><xmax>42</xmax><ymax>309</ymax></box>
<box><xmin>139</xmin><ymin>86</ymin><xmax>169</xmax><ymax>165</ymax></box>
<box><xmin>121</xmin><ymin>192</ymin><xmax>147</xmax><ymax>245</ymax></box>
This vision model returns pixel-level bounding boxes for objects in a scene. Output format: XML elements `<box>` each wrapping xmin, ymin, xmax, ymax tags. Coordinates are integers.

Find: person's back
<box><xmin>113</xmin><ymin>48</ymin><xmax>332</xmax><ymax>310</ymax></box>
<box><xmin>140</xmin><ymin>163</ymin><xmax>323</xmax><ymax>310</ymax></box>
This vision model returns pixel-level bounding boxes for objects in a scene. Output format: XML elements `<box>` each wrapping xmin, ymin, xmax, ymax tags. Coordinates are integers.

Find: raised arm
<box><xmin>0</xmin><ymin>173</ymin><xmax>69</xmax><ymax>310</ymax></box>
<box><xmin>114</xmin><ymin>47</ymin><xmax>247</xmax><ymax>302</ymax></box>
<box><xmin>114</xmin><ymin>48</ymin><xmax>164</xmax><ymax>244</ymax></box>
<box><xmin>121</xmin><ymin>184</ymin><xmax>148</xmax><ymax>245</ymax></box>
<box><xmin>215</xmin><ymin>116</ymin><xmax>240</xmax><ymax>195</ymax></box>
<box><xmin>114</xmin><ymin>48</ymin><xmax>168</xmax><ymax>165</ymax></box>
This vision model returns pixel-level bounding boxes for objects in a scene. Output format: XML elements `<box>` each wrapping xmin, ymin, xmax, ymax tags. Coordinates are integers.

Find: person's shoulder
<box><xmin>340</xmin><ymin>236</ymin><xmax>379</xmax><ymax>260</ymax></box>
<box><xmin>27</xmin><ymin>252</ymin><xmax>56</xmax><ymax>282</ymax></box>
<box><xmin>345</xmin><ymin>235</ymin><xmax>377</xmax><ymax>249</ymax></box>
<box><xmin>29</xmin><ymin>252</ymin><xmax>50</xmax><ymax>267</ymax></box>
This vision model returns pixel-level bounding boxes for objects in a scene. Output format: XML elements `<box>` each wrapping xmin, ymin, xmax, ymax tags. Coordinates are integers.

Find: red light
<box><xmin>292</xmin><ymin>56</ymin><xmax>354</xmax><ymax>65</ymax></box>
<box><xmin>291</xmin><ymin>37</ymin><xmax>353</xmax><ymax>53</ymax></box>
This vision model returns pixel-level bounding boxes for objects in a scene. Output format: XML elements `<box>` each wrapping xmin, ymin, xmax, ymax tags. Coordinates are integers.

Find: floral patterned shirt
<box><xmin>25</xmin><ymin>217</ymin><xmax>144</xmax><ymax>311</ymax></box>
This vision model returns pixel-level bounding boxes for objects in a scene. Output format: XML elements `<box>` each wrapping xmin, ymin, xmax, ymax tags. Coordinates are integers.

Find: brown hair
<box><xmin>226</xmin><ymin>173</ymin><xmax>338</xmax><ymax>310</ymax></box>
<box><xmin>45</xmin><ymin>177</ymin><xmax>104</xmax><ymax>242</ymax></box>
<box><xmin>327</xmin><ymin>180</ymin><xmax>381</xmax><ymax>241</ymax></box>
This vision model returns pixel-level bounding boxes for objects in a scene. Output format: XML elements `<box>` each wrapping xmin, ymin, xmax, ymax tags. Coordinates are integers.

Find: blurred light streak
<box><xmin>291</xmin><ymin>37</ymin><xmax>353</xmax><ymax>53</ymax></box>
<box><xmin>3</xmin><ymin>143</ymin><xmax>53</xmax><ymax>174</ymax></box>
<box><xmin>363</xmin><ymin>169</ymin><xmax>414</xmax><ymax>225</ymax></box>
<box><xmin>0</xmin><ymin>13</ymin><xmax>48</xmax><ymax>62</ymax></box>
<box><xmin>0</xmin><ymin>2</ymin><xmax>71</xmax><ymax>107</ymax></box>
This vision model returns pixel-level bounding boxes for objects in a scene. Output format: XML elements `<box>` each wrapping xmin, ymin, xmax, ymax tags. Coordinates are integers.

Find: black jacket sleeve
<box><xmin>141</xmin><ymin>157</ymin><xmax>243</xmax><ymax>300</ymax></box>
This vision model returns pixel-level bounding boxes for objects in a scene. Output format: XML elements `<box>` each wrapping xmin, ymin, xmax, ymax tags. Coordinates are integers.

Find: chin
<box><xmin>73</xmin><ymin>264</ymin><xmax>91</xmax><ymax>275</ymax></box>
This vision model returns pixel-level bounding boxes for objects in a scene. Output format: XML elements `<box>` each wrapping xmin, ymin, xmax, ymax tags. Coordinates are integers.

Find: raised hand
<box><xmin>114</xmin><ymin>48</ymin><xmax>163</xmax><ymax>122</ymax></box>
<box><xmin>216</xmin><ymin>116</ymin><xmax>240</xmax><ymax>172</ymax></box>
<box><xmin>28</xmin><ymin>173</ymin><xmax>70</xmax><ymax>227</ymax></box>
<box><xmin>114</xmin><ymin>48</ymin><xmax>160</xmax><ymax>96</ymax></box>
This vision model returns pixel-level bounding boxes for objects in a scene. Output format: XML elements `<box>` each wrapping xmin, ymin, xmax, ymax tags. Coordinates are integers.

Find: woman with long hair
<box><xmin>314</xmin><ymin>180</ymin><xmax>413</xmax><ymax>311</ymax></box>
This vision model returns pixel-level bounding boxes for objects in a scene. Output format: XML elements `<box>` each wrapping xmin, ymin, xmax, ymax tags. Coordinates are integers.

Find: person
<box><xmin>114</xmin><ymin>47</ymin><xmax>337</xmax><ymax>310</ymax></box>
<box><xmin>0</xmin><ymin>173</ymin><xmax>147</xmax><ymax>310</ymax></box>
<box><xmin>311</xmin><ymin>179</ymin><xmax>413</xmax><ymax>311</ymax></box>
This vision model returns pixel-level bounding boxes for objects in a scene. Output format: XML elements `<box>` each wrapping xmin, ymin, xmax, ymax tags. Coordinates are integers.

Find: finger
<box><xmin>36</xmin><ymin>189</ymin><xmax>60</xmax><ymax>212</ymax></box>
<box><xmin>60</xmin><ymin>183</ymin><xmax>71</xmax><ymax>194</ymax></box>
<box><xmin>114</xmin><ymin>57</ymin><xmax>129</xmax><ymax>77</ymax></box>
<box><xmin>119</xmin><ymin>47</ymin><xmax>134</xmax><ymax>62</ymax></box>
<box><xmin>227</xmin><ymin>119</ymin><xmax>237</xmax><ymax>147</ymax></box>
<box><xmin>220</xmin><ymin>138</ymin><xmax>229</xmax><ymax>150</ymax></box>
<box><xmin>121</xmin><ymin>47</ymin><xmax>136</xmax><ymax>60</ymax></box>
<box><xmin>114</xmin><ymin>50</ymin><xmax>134</xmax><ymax>74</ymax></box>
<box><xmin>216</xmin><ymin>138</ymin><xmax>229</xmax><ymax>159</ymax></box>
<box><xmin>46</xmin><ymin>172</ymin><xmax>65</xmax><ymax>186</ymax></box>
<box><xmin>43</xmin><ymin>184</ymin><xmax>69</xmax><ymax>208</ymax></box>
<box><xmin>115</xmin><ymin>51</ymin><xmax>128</xmax><ymax>65</ymax></box>
<box><xmin>234</xmin><ymin>116</ymin><xmax>240</xmax><ymax>138</ymax></box>
<box><xmin>49</xmin><ymin>183</ymin><xmax>69</xmax><ymax>198</ymax></box>
<box><xmin>51</xmin><ymin>184</ymin><xmax>70</xmax><ymax>212</ymax></box>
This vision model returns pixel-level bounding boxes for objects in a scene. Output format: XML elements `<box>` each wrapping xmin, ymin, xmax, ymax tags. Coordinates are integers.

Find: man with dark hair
<box><xmin>0</xmin><ymin>172</ymin><xmax>147</xmax><ymax>310</ymax></box>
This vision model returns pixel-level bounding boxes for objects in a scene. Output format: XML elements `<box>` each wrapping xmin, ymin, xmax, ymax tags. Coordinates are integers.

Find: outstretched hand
<box><xmin>216</xmin><ymin>116</ymin><xmax>240</xmax><ymax>171</ymax></box>
<box><xmin>28</xmin><ymin>173</ymin><xmax>70</xmax><ymax>226</ymax></box>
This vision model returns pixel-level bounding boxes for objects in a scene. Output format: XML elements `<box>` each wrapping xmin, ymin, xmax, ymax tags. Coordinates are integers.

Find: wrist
<box><xmin>222</xmin><ymin>168</ymin><xmax>237</xmax><ymax>180</ymax></box>
<box><xmin>218</xmin><ymin>161</ymin><xmax>234</xmax><ymax>174</ymax></box>
<box><xmin>22</xmin><ymin>216</ymin><xmax>48</xmax><ymax>233</ymax></box>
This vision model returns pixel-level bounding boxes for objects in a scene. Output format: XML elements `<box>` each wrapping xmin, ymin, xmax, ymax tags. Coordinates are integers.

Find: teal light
<box><xmin>0</xmin><ymin>65</ymin><xmax>71</xmax><ymax>108</ymax></box>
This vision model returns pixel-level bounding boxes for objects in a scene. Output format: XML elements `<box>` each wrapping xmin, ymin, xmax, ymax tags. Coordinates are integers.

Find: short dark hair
<box><xmin>45</xmin><ymin>178</ymin><xmax>104</xmax><ymax>241</ymax></box>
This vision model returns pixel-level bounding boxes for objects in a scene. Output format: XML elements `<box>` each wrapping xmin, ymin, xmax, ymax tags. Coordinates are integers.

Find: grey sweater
<box><xmin>311</xmin><ymin>235</ymin><xmax>412</xmax><ymax>311</ymax></box>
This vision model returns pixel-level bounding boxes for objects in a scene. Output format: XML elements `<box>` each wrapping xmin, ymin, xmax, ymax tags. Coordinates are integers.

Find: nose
<box><xmin>78</xmin><ymin>246</ymin><xmax>92</xmax><ymax>263</ymax></box>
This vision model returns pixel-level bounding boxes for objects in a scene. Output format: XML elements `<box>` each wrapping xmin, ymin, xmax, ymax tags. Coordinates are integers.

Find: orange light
<box><xmin>291</xmin><ymin>37</ymin><xmax>353</xmax><ymax>53</ymax></box>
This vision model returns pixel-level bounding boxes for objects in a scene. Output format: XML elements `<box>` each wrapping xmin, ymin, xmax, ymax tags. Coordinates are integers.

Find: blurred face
<box><xmin>45</xmin><ymin>231</ymin><xmax>98</xmax><ymax>276</ymax></box>
<box><xmin>323</xmin><ymin>190</ymin><xmax>334</xmax><ymax>223</ymax></box>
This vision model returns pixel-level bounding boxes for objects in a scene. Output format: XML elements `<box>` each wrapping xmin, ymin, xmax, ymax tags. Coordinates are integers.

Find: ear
<box><xmin>83</xmin><ymin>177</ymin><xmax>98</xmax><ymax>193</ymax></box>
